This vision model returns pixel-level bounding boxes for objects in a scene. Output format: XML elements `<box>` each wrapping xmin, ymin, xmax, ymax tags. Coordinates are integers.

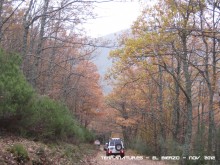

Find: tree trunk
<box><xmin>157</xmin><ymin>61</ymin><xmax>166</xmax><ymax>156</ymax></box>
<box><xmin>181</xmin><ymin>31</ymin><xmax>193</xmax><ymax>163</ymax></box>
<box><xmin>22</xmin><ymin>0</ymin><xmax>34</xmax><ymax>72</ymax></box>
<box><xmin>172</xmin><ymin>55</ymin><xmax>181</xmax><ymax>142</ymax></box>
<box><xmin>32</xmin><ymin>0</ymin><xmax>50</xmax><ymax>87</ymax></box>
<box><xmin>45</xmin><ymin>10</ymin><xmax>61</xmax><ymax>94</ymax></box>
<box><xmin>0</xmin><ymin>0</ymin><xmax>4</xmax><ymax>42</ymax></box>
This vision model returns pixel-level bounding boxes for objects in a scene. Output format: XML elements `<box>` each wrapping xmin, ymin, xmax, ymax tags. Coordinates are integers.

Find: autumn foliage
<box><xmin>0</xmin><ymin>0</ymin><xmax>103</xmax><ymax>142</ymax></box>
<box><xmin>105</xmin><ymin>0</ymin><xmax>220</xmax><ymax>163</ymax></box>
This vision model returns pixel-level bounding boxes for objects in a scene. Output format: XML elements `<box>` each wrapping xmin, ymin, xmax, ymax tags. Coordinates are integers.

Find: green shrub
<box><xmin>78</xmin><ymin>127</ymin><xmax>95</xmax><ymax>142</ymax></box>
<box><xmin>22</xmin><ymin>96</ymin><xmax>75</xmax><ymax>139</ymax></box>
<box><xmin>0</xmin><ymin>49</ymin><xmax>94</xmax><ymax>143</ymax></box>
<box><xmin>0</xmin><ymin>49</ymin><xmax>34</xmax><ymax>118</ymax></box>
<box><xmin>9</xmin><ymin>143</ymin><xmax>29</xmax><ymax>163</ymax></box>
<box><xmin>22</xmin><ymin>95</ymin><xmax>93</xmax><ymax>141</ymax></box>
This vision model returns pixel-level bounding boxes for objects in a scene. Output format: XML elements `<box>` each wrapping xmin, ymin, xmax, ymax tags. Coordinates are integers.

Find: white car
<box><xmin>106</xmin><ymin>138</ymin><xmax>125</xmax><ymax>158</ymax></box>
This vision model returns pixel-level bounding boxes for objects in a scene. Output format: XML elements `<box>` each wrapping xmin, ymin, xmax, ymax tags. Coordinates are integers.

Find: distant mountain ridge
<box><xmin>92</xmin><ymin>30</ymin><xmax>124</xmax><ymax>94</ymax></box>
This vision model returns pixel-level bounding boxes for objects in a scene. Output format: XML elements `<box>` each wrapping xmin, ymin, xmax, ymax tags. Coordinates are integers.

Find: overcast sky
<box><xmin>83</xmin><ymin>1</ymin><xmax>142</xmax><ymax>38</ymax></box>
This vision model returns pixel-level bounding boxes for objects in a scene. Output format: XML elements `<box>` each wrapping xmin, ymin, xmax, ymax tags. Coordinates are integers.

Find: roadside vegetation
<box><xmin>0</xmin><ymin>0</ymin><xmax>104</xmax><ymax>164</ymax></box>
<box><xmin>0</xmin><ymin>49</ymin><xmax>96</xmax><ymax>164</ymax></box>
<box><xmin>0</xmin><ymin>49</ymin><xmax>94</xmax><ymax>142</ymax></box>
<box><xmin>0</xmin><ymin>135</ymin><xmax>96</xmax><ymax>165</ymax></box>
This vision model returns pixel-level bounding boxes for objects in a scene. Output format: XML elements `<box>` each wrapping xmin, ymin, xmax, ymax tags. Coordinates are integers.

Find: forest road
<box><xmin>83</xmin><ymin>146</ymin><xmax>170</xmax><ymax>165</ymax></box>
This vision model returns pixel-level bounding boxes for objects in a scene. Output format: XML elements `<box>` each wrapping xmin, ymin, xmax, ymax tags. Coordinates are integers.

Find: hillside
<box><xmin>0</xmin><ymin>48</ymin><xmax>96</xmax><ymax>164</ymax></box>
<box><xmin>92</xmin><ymin>30</ymin><xmax>127</xmax><ymax>94</ymax></box>
<box><xmin>0</xmin><ymin>134</ymin><xmax>97</xmax><ymax>165</ymax></box>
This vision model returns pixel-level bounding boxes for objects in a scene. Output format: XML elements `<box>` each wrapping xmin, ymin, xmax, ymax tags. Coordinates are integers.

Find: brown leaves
<box><xmin>0</xmin><ymin>135</ymin><xmax>96</xmax><ymax>165</ymax></box>
<box><xmin>115</xmin><ymin>117</ymin><xmax>138</xmax><ymax>127</ymax></box>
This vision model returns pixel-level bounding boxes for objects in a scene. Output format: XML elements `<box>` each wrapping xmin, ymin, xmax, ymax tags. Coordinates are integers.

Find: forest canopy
<box><xmin>0</xmin><ymin>0</ymin><xmax>104</xmax><ymax>142</ymax></box>
<box><xmin>105</xmin><ymin>0</ymin><xmax>220</xmax><ymax>164</ymax></box>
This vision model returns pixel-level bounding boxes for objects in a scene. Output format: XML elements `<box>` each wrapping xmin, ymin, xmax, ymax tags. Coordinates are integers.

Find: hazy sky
<box><xmin>84</xmin><ymin>1</ymin><xmax>142</xmax><ymax>38</ymax></box>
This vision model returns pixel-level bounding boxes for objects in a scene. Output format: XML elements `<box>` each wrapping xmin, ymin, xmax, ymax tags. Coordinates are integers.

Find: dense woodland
<box><xmin>1</xmin><ymin>0</ymin><xmax>220</xmax><ymax>165</ymax></box>
<box><xmin>105</xmin><ymin>0</ymin><xmax>220</xmax><ymax>164</ymax></box>
<box><xmin>0</xmin><ymin>0</ymin><xmax>105</xmax><ymax>142</ymax></box>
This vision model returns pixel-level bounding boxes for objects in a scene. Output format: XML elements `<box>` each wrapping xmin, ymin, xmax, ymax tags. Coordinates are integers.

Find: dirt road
<box><xmin>84</xmin><ymin>146</ymin><xmax>170</xmax><ymax>165</ymax></box>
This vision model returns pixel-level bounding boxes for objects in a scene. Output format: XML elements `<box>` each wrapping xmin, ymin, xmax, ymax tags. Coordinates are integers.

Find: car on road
<box><xmin>105</xmin><ymin>138</ymin><xmax>125</xmax><ymax>158</ymax></box>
